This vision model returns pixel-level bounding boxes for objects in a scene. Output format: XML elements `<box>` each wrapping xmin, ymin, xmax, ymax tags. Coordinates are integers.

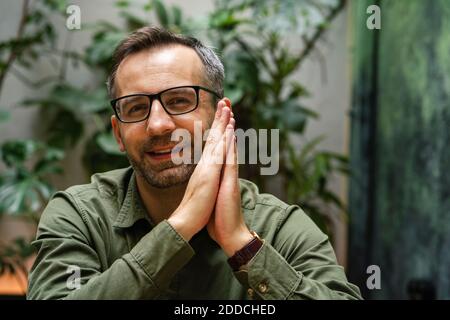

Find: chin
<box><xmin>140</xmin><ymin>164</ymin><xmax>195</xmax><ymax>189</ymax></box>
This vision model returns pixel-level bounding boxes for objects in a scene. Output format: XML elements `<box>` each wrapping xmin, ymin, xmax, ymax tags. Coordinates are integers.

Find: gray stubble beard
<box><xmin>127</xmin><ymin>150</ymin><xmax>196</xmax><ymax>189</ymax></box>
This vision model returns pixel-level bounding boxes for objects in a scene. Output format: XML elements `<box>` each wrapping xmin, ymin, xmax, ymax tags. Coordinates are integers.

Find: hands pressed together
<box><xmin>168</xmin><ymin>99</ymin><xmax>254</xmax><ymax>257</ymax></box>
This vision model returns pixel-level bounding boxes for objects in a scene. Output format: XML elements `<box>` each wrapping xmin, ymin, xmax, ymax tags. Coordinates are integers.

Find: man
<box><xmin>27</xmin><ymin>26</ymin><xmax>361</xmax><ymax>300</ymax></box>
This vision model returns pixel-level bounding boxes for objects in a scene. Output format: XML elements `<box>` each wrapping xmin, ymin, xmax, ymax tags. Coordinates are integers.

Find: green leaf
<box><xmin>43</xmin><ymin>0</ymin><xmax>68</xmax><ymax>12</ymax></box>
<box><xmin>299</xmin><ymin>135</ymin><xmax>326</xmax><ymax>164</ymax></box>
<box><xmin>224</xmin><ymin>51</ymin><xmax>259</xmax><ymax>94</ymax></box>
<box><xmin>172</xmin><ymin>6</ymin><xmax>182</xmax><ymax>26</ymax></box>
<box><xmin>85</xmin><ymin>32</ymin><xmax>126</xmax><ymax>67</ymax></box>
<box><xmin>209</xmin><ymin>10</ymin><xmax>246</xmax><ymax>30</ymax></box>
<box><xmin>26</xmin><ymin>85</ymin><xmax>108</xmax><ymax>115</ymax></box>
<box><xmin>277</xmin><ymin>99</ymin><xmax>319</xmax><ymax>133</ymax></box>
<box><xmin>120</xmin><ymin>11</ymin><xmax>146</xmax><ymax>30</ymax></box>
<box><xmin>288</xmin><ymin>82</ymin><xmax>310</xmax><ymax>99</ymax></box>
<box><xmin>46</xmin><ymin>109</ymin><xmax>84</xmax><ymax>148</ymax></box>
<box><xmin>83</xmin><ymin>133</ymin><xmax>128</xmax><ymax>176</ymax></box>
<box><xmin>96</xmin><ymin>130</ymin><xmax>123</xmax><ymax>155</ymax></box>
<box><xmin>313</xmin><ymin>153</ymin><xmax>328</xmax><ymax>181</ymax></box>
<box><xmin>153</xmin><ymin>0</ymin><xmax>169</xmax><ymax>27</ymax></box>
<box><xmin>115</xmin><ymin>0</ymin><xmax>129</xmax><ymax>8</ymax></box>
<box><xmin>0</xmin><ymin>173</ymin><xmax>54</xmax><ymax>215</ymax></box>
<box><xmin>143</xmin><ymin>2</ymin><xmax>152</xmax><ymax>11</ymax></box>
<box><xmin>33</xmin><ymin>147</ymin><xmax>64</xmax><ymax>175</ymax></box>
<box><xmin>320</xmin><ymin>189</ymin><xmax>347</xmax><ymax>211</ymax></box>
<box><xmin>321</xmin><ymin>151</ymin><xmax>349</xmax><ymax>164</ymax></box>
<box><xmin>1</xmin><ymin>140</ymin><xmax>41</xmax><ymax>167</ymax></box>
<box><xmin>0</xmin><ymin>139</ymin><xmax>61</xmax><ymax>216</ymax></box>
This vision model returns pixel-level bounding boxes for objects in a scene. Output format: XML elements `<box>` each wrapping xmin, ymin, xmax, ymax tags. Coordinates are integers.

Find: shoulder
<box><xmin>239</xmin><ymin>178</ymin><xmax>288</xmax><ymax>211</ymax></box>
<box><xmin>64</xmin><ymin>167</ymin><xmax>132</xmax><ymax>202</ymax></box>
<box><xmin>239</xmin><ymin>178</ymin><xmax>328</xmax><ymax>246</ymax></box>
<box><xmin>38</xmin><ymin>167</ymin><xmax>132</xmax><ymax>234</ymax></box>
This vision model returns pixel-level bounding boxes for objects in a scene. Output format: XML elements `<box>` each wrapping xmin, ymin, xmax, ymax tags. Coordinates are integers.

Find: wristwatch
<box><xmin>227</xmin><ymin>231</ymin><xmax>264</xmax><ymax>271</ymax></box>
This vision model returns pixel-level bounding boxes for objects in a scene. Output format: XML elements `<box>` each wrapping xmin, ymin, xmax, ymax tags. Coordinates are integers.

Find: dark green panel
<box><xmin>348</xmin><ymin>0</ymin><xmax>380</xmax><ymax>299</ymax></box>
<box><xmin>350</xmin><ymin>0</ymin><xmax>450</xmax><ymax>299</ymax></box>
<box><xmin>374</xmin><ymin>0</ymin><xmax>450</xmax><ymax>299</ymax></box>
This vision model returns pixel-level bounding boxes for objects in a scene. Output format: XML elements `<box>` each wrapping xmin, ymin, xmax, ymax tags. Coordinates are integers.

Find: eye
<box><xmin>127</xmin><ymin>104</ymin><xmax>147</xmax><ymax>114</ymax></box>
<box><xmin>122</xmin><ymin>103</ymin><xmax>147</xmax><ymax>117</ymax></box>
<box><xmin>166</xmin><ymin>96</ymin><xmax>191</xmax><ymax>106</ymax></box>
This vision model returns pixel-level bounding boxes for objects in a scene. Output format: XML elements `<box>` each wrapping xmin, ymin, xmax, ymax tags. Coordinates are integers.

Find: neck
<box><xmin>135</xmin><ymin>174</ymin><xmax>186</xmax><ymax>225</ymax></box>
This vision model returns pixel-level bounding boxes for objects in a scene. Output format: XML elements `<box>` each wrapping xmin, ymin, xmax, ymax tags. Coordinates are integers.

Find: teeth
<box><xmin>152</xmin><ymin>148</ymin><xmax>172</xmax><ymax>154</ymax></box>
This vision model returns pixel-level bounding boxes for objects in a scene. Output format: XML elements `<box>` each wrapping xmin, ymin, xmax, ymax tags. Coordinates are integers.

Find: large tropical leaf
<box><xmin>0</xmin><ymin>140</ymin><xmax>63</xmax><ymax>216</ymax></box>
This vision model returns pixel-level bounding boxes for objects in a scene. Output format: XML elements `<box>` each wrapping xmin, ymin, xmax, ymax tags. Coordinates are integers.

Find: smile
<box><xmin>146</xmin><ymin>144</ymin><xmax>185</xmax><ymax>160</ymax></box>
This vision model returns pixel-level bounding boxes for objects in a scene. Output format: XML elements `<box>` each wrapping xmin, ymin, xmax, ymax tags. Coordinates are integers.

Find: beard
<box><xmin>123</xmin><ymin>111</ymin><xmax>214</xmax><ymax>189</ymax></box>
<box><xmin>125</xmin><ymin>133</ymin><xmax>197</xmax><ymax>189</ymax></box>
<box><xmin>128</xmin><ymin>153</ymin><xmax>196</xmax><ymax>189</ymax></box>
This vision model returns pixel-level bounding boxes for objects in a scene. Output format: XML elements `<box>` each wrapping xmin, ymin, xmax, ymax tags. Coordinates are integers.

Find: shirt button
<box><xmin>257</xmin><ymin>282</ymin><xmax>268</xmax><ymax>294</ymax></box>
<box><xmin>247</xmin><ymin>288</ymin><xmax>254</xmax><ymax>298</ymax></box>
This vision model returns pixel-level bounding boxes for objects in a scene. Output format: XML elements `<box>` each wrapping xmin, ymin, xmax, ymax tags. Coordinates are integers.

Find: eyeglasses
<box><xmin>110</xmin><ymin>85</ymin><xmax>221</xmax><ymax>123</ymax></box>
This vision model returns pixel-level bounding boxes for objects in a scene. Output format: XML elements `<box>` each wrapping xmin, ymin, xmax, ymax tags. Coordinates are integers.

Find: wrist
<box><xmin>167</xmin><ymin>215</ymin><xmax>196</xmax><ymax>242</ymax></box>
<box><xmin>227</xmin><ymin>230</ymin><xmax>264</xmax><ymax>271</ymax></box>
<box><xmin>223</xmin><ymin>228</ymin><xmax>254</xmax><ymax>257</ymax></box>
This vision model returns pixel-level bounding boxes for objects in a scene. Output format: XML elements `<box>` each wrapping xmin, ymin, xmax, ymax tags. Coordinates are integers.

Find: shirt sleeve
<box><xmin>27</xmin><ymin>196</ymin><xmax>194</xmax><ymax>300</ymax></box>
<box><xmin>233</xmin><ymin>205</ymin><xmax>362</xmax><ymax>300</ymax></box>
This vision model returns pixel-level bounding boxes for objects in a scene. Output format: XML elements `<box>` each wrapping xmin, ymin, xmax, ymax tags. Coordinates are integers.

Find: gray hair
<box><xmin>106</xmin><ymin>26</ymin><xmax>224</xmax><ymax>102</ymax></box>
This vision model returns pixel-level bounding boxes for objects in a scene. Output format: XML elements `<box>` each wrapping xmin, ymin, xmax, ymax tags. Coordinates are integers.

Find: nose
<box><xmin>145</xmin><ymin>99</ymin><xmax>176</xmax><ymax>136</ymax></box>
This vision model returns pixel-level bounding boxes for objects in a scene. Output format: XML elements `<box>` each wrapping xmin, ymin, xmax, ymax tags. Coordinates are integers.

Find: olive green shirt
<box><xmin>27</xmin><ymin>167</ymin><xmax>361</xmax><ymax>300</ymax></box>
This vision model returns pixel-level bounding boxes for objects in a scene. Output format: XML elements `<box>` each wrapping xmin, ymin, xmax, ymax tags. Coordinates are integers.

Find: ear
<box><xmin>111</xmin><ymin>115</ymin><xmax>126</xmax><ymax>152</ymax></box>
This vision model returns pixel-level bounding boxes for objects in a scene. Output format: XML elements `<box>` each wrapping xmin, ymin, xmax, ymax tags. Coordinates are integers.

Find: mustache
<box><xmin>140</xmin><ymin>134</ymin><xmax>176</xmax><ymax>152</ymax></box>
<box><xmin>139</xmin><ymin>133</ymin><xmax>193</xmax><ymax>153</ymax></box>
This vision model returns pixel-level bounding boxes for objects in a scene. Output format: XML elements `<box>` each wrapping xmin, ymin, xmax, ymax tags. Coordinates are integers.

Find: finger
<box><xmin>198</xmin><ymin>100</ymin><xmax>232</xmax><ymax>168</ymax></box>
<box><xmin>199</xmin><ymin>118</ymin><xmax>231</xmax><ymax>167</ymax></box>
<box><xmin>224</xmin><ymin>122</ymin><xmax>238</xmax><ymax>178</ymax></box>
<box><xmin>216</xmin><ymin>106</ymin><xmax>231</xmax><ymax>132</ymax></box>
<box><xmin>210</xmin><ymin>100</ymin><xmax>228</xmax><ymax>131</ymax></box>
<box><xmin>225</xmin><ymin>121</ymin><xmax>235</xmax><ymax>164</ymax></box>
<box><xmin>234</xmin><ymin>135</ymin><xmax>238</xmax><ymax>177</ymax></box>
<box><xmin>215</xmin><ymin>121</ymin><xmax>234</xmax><ymax>166</ymax></box>
<box><xmin>203</xmin><ymin>105</ymin><xmax>230</xmax><ymax>154</ymax></box>
<box><xmin>210</xmin><ymin>100</ymin><xmax>223</xmax><ymax>130</ymax></box>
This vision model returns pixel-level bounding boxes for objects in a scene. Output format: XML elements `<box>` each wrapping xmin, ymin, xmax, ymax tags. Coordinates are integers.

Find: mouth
<box><xmin>145</xmin><ymin>145</ymin><xmax>185</xmax><ymax>161</ymax></box>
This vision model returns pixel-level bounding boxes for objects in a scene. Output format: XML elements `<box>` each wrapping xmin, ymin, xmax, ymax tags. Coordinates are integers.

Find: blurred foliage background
<box><xmin>0</xmin><ymin>0</ymin><xmax>348</xmax><ymax>293</ymax></box>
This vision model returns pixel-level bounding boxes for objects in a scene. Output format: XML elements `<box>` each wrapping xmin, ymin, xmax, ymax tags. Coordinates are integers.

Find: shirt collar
<box><xmin>112</xmin><ymin>168</ymin><xmax>256</xmax><ymax>229</ymax></box>
<box><xmin>113</xmin><ymin>170</ymin><xmax>149</xmax><ymax>229</ymax></box>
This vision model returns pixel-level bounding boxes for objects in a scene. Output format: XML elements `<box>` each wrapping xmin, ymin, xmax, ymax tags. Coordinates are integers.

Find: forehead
<box><xmin>115</xmin><ymin>44</ymin><xmax>205</xmax><ymax>96</ymax></box>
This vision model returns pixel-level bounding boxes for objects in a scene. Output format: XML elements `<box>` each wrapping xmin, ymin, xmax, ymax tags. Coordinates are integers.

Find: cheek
<box><xmin>121</xmin><ymin>125</ymin><xmax>146</xmax><ymax>150</ymax></box>
<box><xmin>175</xmin><ymin>107</ymin><xmax>214</xmax><ymax>132</ymax></box>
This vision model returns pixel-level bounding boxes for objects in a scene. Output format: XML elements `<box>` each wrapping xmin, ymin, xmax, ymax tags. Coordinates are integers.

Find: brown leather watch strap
<box><xmin>227</xmin><ymin>231</ymin><xmax>264</xmax><ymax>271</ymax></box>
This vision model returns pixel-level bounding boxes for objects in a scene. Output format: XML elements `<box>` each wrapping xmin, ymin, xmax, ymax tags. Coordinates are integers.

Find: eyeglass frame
<box><xmin>110</xmin><ymin>85</ymin><xmax>222</xmax><ymax>123</ymax></box>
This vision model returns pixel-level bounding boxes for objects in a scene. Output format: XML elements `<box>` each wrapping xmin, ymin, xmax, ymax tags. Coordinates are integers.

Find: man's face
<box><xmin>111</xmin><ymin>45</ymin><xmax>215</xmax><ymax>188</ymax></box>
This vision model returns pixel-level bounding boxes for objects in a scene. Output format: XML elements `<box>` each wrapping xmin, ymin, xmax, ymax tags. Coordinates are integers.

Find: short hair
<box><xmin>106</xmin><ymin>26</ymin><xmax>224</xmax><ymax>101</ymax></box>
